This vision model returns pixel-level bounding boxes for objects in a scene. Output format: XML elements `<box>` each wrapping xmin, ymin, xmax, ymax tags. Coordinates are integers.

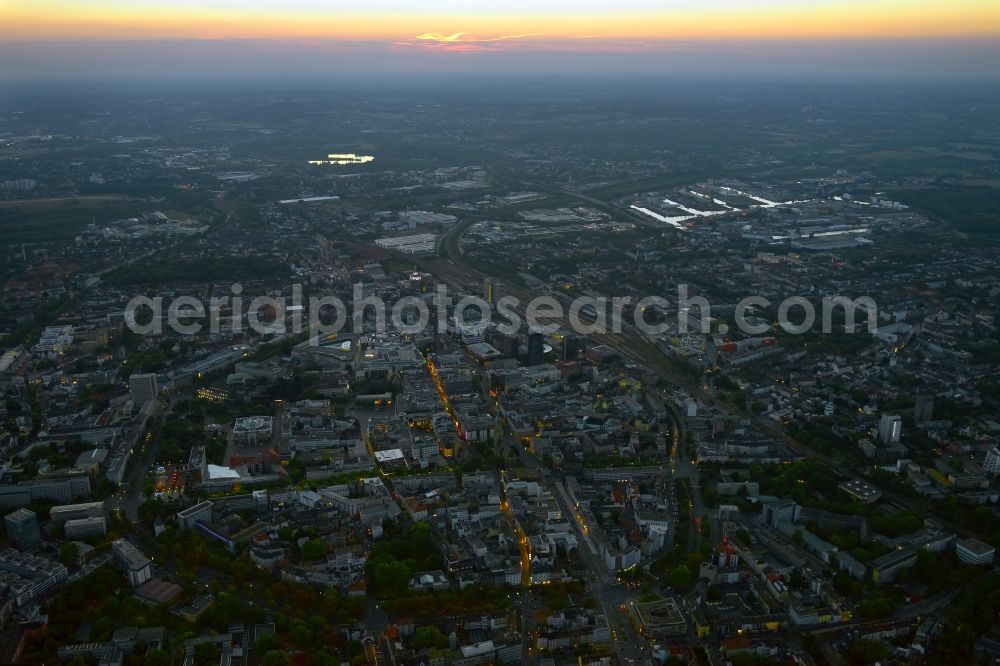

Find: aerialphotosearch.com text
<box><xmin>124</xmin><ymin>283</ymin><xmax>878</xmax><ymax>340</ymax></box>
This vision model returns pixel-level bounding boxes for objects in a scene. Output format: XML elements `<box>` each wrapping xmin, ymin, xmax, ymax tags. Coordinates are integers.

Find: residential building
<box><xmin>878</xmin><ymin>414</ymin><xmax>902</xmax><ymax>446</ymax></box>
<box><xmin>0</xmin><ymin>548</ymin><xmax>68</xmax><ymax>606</ymax></box>
<box><xmin>112</xmin><ymin>539</ymin><xmax>153</xmax><ymax>587</ymax></box>
<box><xmin>128</xmin><ymin>372</ymin><xmax>159</xmax><ymax>408</ymax></box>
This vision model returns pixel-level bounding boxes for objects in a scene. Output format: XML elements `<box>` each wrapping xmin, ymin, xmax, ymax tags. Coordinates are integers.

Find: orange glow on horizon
<box><xmin>2</xmin><ymin>2</ymin><xmax>999</xmax><ymax>44</ymax></box>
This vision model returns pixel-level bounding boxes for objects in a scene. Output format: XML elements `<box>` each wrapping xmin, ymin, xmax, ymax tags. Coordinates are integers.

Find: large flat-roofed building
<box><xmin>4</xmin><ymin>508</ymin><xmax>40</xmax><ymax>550</ymax></box>
<box><xmin>892</xmin><ymin>528</ymin><xmax>954</xmax><ymax>553</ymax></box>
<box><xmin>838</xmin><ymin>478</ymin><xmax>882</xmax><ymax>503</ymax></box>
<box><xmin>956</xmin><ymin>537</ymin><xmax>996</xmax><ymax>566</ymax></box>
<box><xmin>112</xmin><ymin>539</ymin><xmax>153</xmax><ymax>587</ymax></box>
<box><xmin>457</xmin><ymin>411</ymin><xmax>495</xmax><ymax>443</ymax></box>
<box><xmin>232</xmin><ymin>416</ymin><xmax>273</xmax><ymax>446</ymax></box>
<box><xmin>176</xmin><ymin>500</ymin><xmax>214</xmax><ymax>530</ymax></box>
<box><xmin>34</xmin><ymin>325</ymin><xmax>74</xmax><ymax>357</ymax></box>
<box><xmin>64</xmin><ymin>516</ymin><xmax>108</xmax><ymax>539</ymax></box>
<box><xmin>73</xmin><ymin>449</ymin><xmax>109</xmax><ymax>479</ymax></box>
<box><xmin>466</xmin><ymin>342</ymin><xmax>503</xmax><ymax>362</ymax></box>
<box><xmin>763</xmin><ymin>499</ymin><xmax>800</xmax><ymax>527</ymax></box>
<box><xmin>373</xmin><ymin>448</ymin><xmax>407</xmax><ymax>472</ymax></box>
<box><xmin>0</xmin><ymin>477</ymin><xmax>92</xmax><ymax>508</ymax></box>
<box><xmin>57</xmin><ymin>626</ymin><xmax>166</xmax><ymax>664</ymax></box>
<box><xmin>49</xmin><ymin>501</ymin><xmax>106</xmax><ymax>524</ymax></box>
<box><xmin>0</xmin><ymin>548</ymin><xmax>68</xmax><ymax>606</ymax></box>
<box><xmin>868</xmin><ymin>547</ymin><xmax>917</xmax><ymax>584</ymax></box>
<box><xmin>374</xmin><ymin>233</ymin><xmax>438</xmax><ymax>255</ymax></box>
<box><xmin>630</xmin><ymin>598</ymin><xmax>688</xmax><ymax>639</ymax></box>
<box><xmin>353</xmin><ymin>339</ymin><xmax>423</xmax><ymax>381</ymax></box>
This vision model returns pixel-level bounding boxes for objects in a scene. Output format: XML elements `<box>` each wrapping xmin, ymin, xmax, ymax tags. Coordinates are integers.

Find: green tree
<box><xmin>59</xmin><ymin>542</ymin><xmax>78</xmax><ymax>567</ymax></box>
<box><xmin>261</xmin><ymin>650</ymin><xmax>290</xmax><ymax>666</ymax></box>
<box><xmin>193</xmin><ymin>643</ymin><xmax>217</xmax><ymax>666</ymax></box>
<box><xmin>412</xmin><ymin>626</ymin><xmax>448</xmax><ymax>650</ymax></box>
<box><xmin>300</xmin><ymin>538</ymin><xmax>327</xmax><ymax>560</ymax></box>
<box><xmin>312</xmin><ymin>649</ymin><xmax>339</xmax><ymax>666</ymax></box>
<box><xmin>669</xmin><ymin>565</ymin><xmax>694</xmax><ymax>590</ymax></box>
<box><xmin>254</xmin><ymin>633</ymin><xmax>281</xmax><ymax>654</ymax></box>
<box><xmin>846</xmin><ymin>639</ymin><xmax>889</xmax><ymax>666</ymax></box>
<box><xmin>144</xmin><ymin>650</ymin><xmax>172</xmax><ymax>666</ymax></box>
<box><xmin>856</xmin><ymin>595</ymin><xmax>893</xmax><ymax>620</ymax></box>
<box><xmin>370</xmin><ymin>557</ymin><xmax>413</xmax><ymax>596</ymax></box>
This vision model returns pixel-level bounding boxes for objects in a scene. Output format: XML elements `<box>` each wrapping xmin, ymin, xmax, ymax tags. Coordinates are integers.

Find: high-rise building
<box><xmin>4</xmin><ymin>508</ymin><xmax>40</xmax><ymax>550</ymax></box>
<box><xmin>878</xmin><ymin>414</ymin><xmax>902</xmax><ymax>446</ymax></box>
<box><xmin>491</xmin><ymin>332</ymin><xmax>519</xmax><ymax>358</ymax></box>
<box><xmin>526</xmin><ymin>330</ymin><xmax>544</xmax><ymax>366</ymax></box>
<box><xmin>187</xmin><ymin>445</ymin><xmax>207</xmax><ymax>484</ymax></box>
<box><xmin>984</xmin><ymin>447</ymin><xmax>1000</xmax><ymax>476</ymax></box>
<box><xmin>129</xmin><ymin>373</ymin><xmax>159</xmax><ymax>408</ymax></box>
<box><xmin>483</xmin><ymin>277</ymin><xmax>496</xmax><ymax>306</ymax></box>
<box><xmin>763</xmin><ymin>500</ymin><xmax>799</xmax><ymax>528</ymax></box>
<box><xmin>914</xmin><ymin>395</ymin><xmax>934</xmax><ymax>423</ymax></box>
<box><xmin>562</xmin><ymin>334</ymin><xmax>584</xmax><ymax>361</ymax></box>
<box><xmin>455</xmin><ymin>317</ymin><xmax>486</xmax><ymax>346</ymax></box>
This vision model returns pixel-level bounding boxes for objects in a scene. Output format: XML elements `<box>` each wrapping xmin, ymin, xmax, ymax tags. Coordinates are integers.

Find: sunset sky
<box><xmin>2</xmin><ymin>0</ymin><xmax>999</xmax><ymax>80</ymax></box>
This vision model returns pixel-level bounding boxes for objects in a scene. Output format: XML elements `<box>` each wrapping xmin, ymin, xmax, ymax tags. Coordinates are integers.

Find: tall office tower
<box><xmin>129</xmin><ymin>372</ymin><xmax>159</xmax><ymax>408</ymax></box>
<box><xmin>4</xmin><ymin>508</ymin><xmax>40</xmax><ymax>550</ymax></box>
<box><xmin>914</xmin><ymin>395</ymin><xmax>935</xmax><ymax>423</ymax></box>
<box><xmin>526</xmin><ymin>330</ymin><xmax>545</xmax><ymax>366</ymax></box>
<box><xmin>562</xmin><ymin>334</ymin><xmax>584</xmax><ymax>361</ymax></box>
<box><xmin>483</xmin><ymin>277</ymin><xmax>496</xmax><ymax>306</ymax></box>
<box><xmin>878</xmin><ymin>414</ymin><xmax>902</xmax><ymax>446</ymax></box>
<box><xmin>490</xmin><ymin>330</ymin><xmax>519</xmax><ymax>358</ymax></box>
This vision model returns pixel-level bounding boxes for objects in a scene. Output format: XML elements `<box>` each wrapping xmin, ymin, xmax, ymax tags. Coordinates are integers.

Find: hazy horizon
<box><xmin>2</xmin><ymin>0</ymin><xmax>1000</xmax><ymax>83</ymax></box>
